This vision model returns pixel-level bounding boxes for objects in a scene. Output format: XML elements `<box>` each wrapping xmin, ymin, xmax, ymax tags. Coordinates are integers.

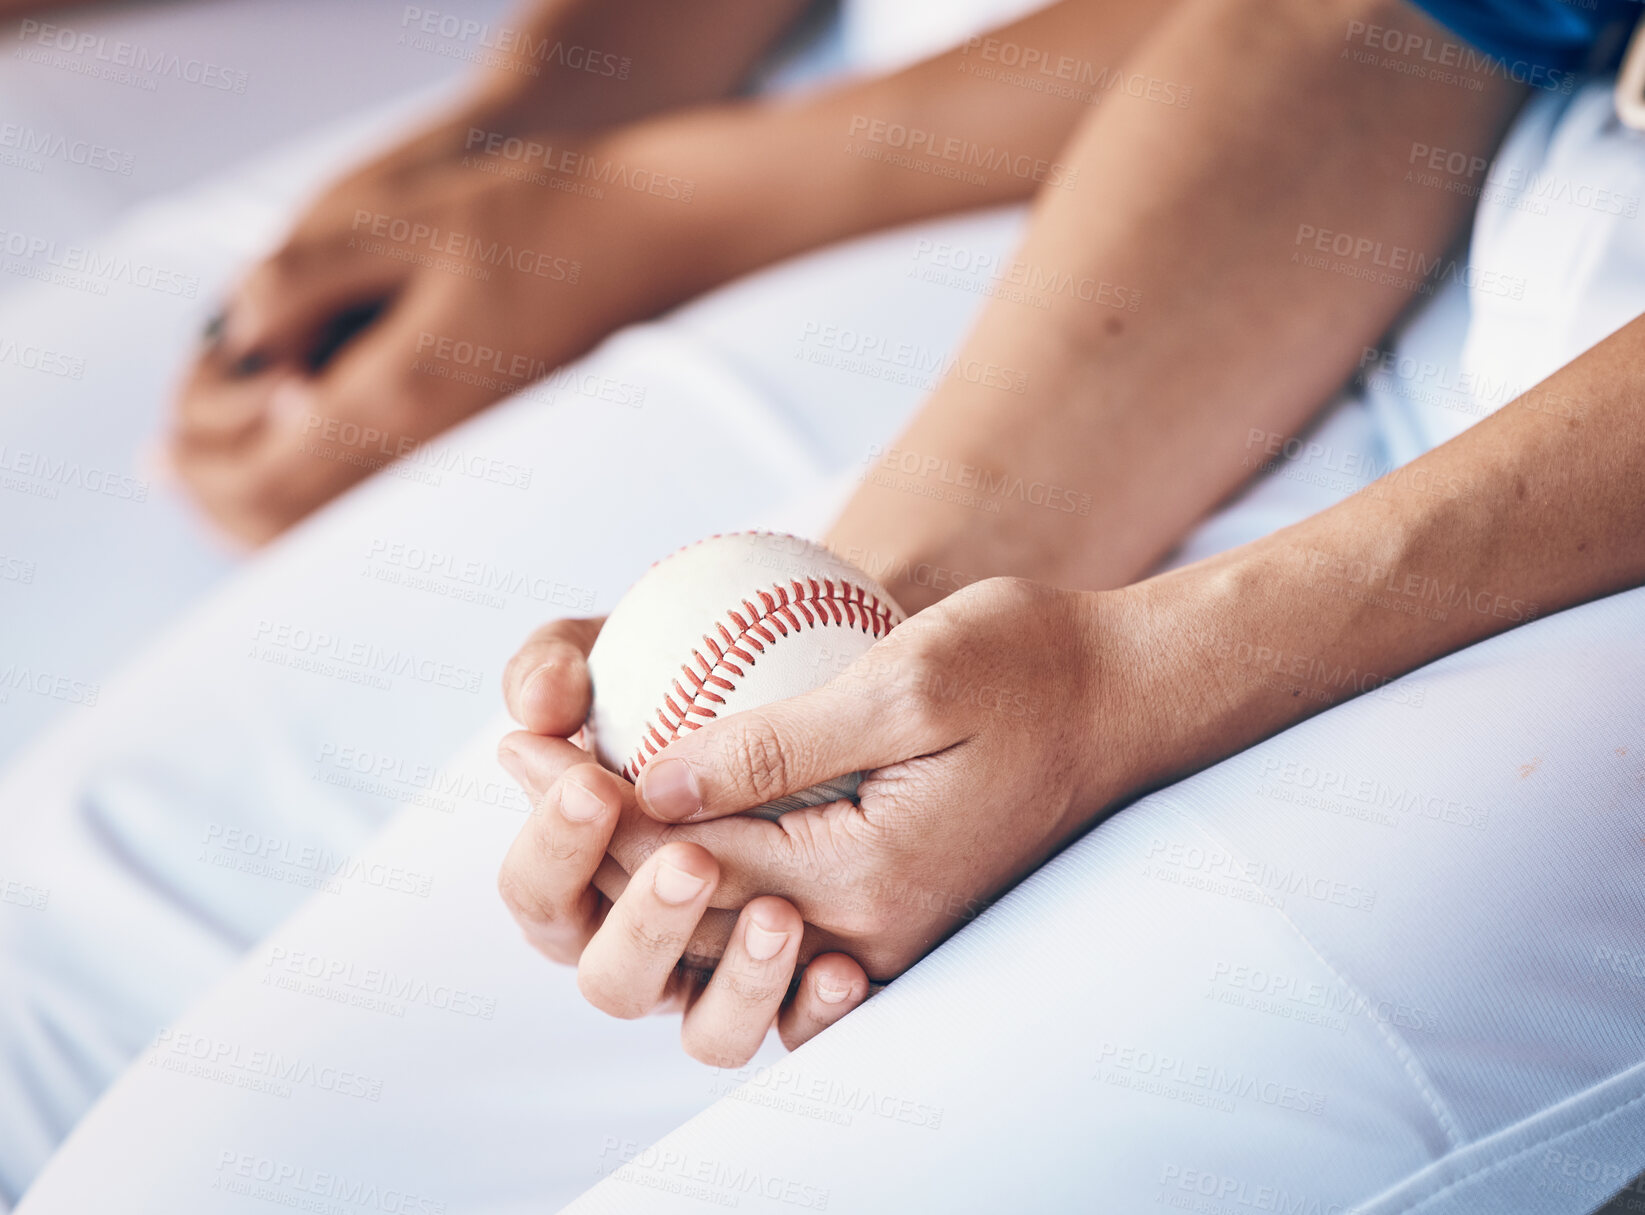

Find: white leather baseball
<box><xmin>587</xmin><ymin>532</ymin><xmax>905</xmax><ymax>819</ymax></box>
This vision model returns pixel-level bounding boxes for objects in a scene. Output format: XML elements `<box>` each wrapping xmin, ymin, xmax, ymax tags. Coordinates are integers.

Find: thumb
<box><xmin>634</xmin><ymin>672</ymin><xmax>943</xmax><ymax>823</ymax></box>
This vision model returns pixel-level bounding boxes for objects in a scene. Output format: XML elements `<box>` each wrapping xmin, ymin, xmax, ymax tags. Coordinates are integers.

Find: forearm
<box><xmin>1117</xmin><ymin>313</ymin><xmax>1645</xmax><ymax>794</ymax></box>
<box><xmin>462</xmin><ymin>0</ymin><xmax>815</xmax><ymax>131</ymax></box>
<box><xmin>586</xmin><ymin>0</ymin><xmax>1167</xmax><ymax>301</ymax></box>
<box><xmin>829</xmin><ymin>0</ymin><xmax>1524</xmax><ymax>611</ymax></box>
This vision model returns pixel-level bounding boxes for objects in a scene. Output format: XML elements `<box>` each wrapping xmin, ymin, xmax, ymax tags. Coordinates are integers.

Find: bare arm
<box><xmin>485</xmin><ymin>0</ymin><xmax>1643</xmax><ymax>1045</ymax></box>
<box><xmin>281</xmin><ymin>0</ymin><xmax>820</xmax><ymax>182</ymax></box>
<box><xmin>1122</xmin><ymin>314</ymin><xmax>1645</xmax><ymax>790</ymax></box>
<box><xmin>4</xmin><ymin>0</ymin><xmax>810</xmax><ymax>120</ymax></box>
<box><xmin>216</xmin><ymin>0</ymin><xmax>1179</xmax><ymax>366</ymax></box>
<box><xmin>520</xmin><ymin>291</ymin><xmax>1645</xmax><ymax>1012</ymax></box>
<box><xmin>182</xmin><ymin>0</ymin><xmax>1177</xmax><ymax>541</ymax></box>
<box><xmin>570</xmin><ymin>0</ymin><xmax>1173</xmax><ymax>300</ymax></box>
<box><xmin>827</xmin><ymin>0</ymin><xmax>1527</xmax><ymax>609</ymax></box>
<box><xmin>456</xmin><ymin>0</ymin><xmax>819</xmax><ymax>131</ymax></box>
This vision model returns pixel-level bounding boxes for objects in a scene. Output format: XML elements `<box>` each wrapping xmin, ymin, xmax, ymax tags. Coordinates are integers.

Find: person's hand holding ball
<box><xmin>497</xmin><ymin>531</ymin><xmax>1151</xmax><ymax>1064</ymax></box>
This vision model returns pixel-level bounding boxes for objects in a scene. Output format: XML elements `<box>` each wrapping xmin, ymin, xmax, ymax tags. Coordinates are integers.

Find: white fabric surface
<box><xmin>0</xmin><ymin>19</ymin><xmax>1640</xmax><ymax>1215</ymax></box>
<box><xmin>1366</xmin><ymin>81</ymin><xmax>1645</xmax><ymax>454</ymax></box>
<box><xmin>0</xmin><ymin>0</ymin><xmax>509</xmax><ymax>249</ymax></box>
<box><xmin>0</xmin><ymin>80</ymin><xmax>481</xmax><ymax>765</ymax></box>
<box><xmin>14</xmin><ymin>576</ymin><xmax>1645</xmax><ymax>1215</ymax></box>
<box><xmin>0</xmin><ymin>0</ymin><xmax>841</xmax><ymax>766</ymax></box>
<box><xmin>0</xmin><ymin>194</ymin><xmax>1029</xmax><ymax>1209</ymax></box>
<box><xmin>840</xmin><ymin>0</ymin><xmax>1056</xmax><ymax>73</ymax></box>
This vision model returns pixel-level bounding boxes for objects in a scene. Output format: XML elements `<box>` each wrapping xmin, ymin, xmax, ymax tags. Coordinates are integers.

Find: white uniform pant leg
<box><xmin>0</xmin><ymin>206</ymin><xmax>1024</xmax><ymax>1209</ymax></box>
<box><xmin>16</xmin><ymin>715</ymin><xmax>721</xmax><ymax>1215</ymax></box>
<box><xmin>555</xmin><ymin>82</ymin><xmax>1645</xmax><ymax>1213</ymax></box>
<box><xmin>0</xmin><ymin>83</ymin><xmax>472</xmax><ymax>765</ymax></box>
<box><xmin>26</xmin><ymin>73</ymin><xmax>1645</xmax><ymax>1215</ymax></box>
<box><xmin>558</xmin><ymin>584</ymin><xmax>1645</xmax><ymax>1215</ymax></box>
<box><xmin>17</xmin><ymin>499</ymin><xmax>1642</xmax><ymax>1215</ymax></box>
<box><xmin>0</xmin><ymin>380</ymin><xmax>1405</xmax><ymax>1214</ymax></box>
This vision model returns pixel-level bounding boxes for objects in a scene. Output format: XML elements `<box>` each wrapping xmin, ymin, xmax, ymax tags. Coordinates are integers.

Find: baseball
<box><xmin>586</xmin><ymin>532</ymin><xmax>906</xmax><ymax>819</ymax></box>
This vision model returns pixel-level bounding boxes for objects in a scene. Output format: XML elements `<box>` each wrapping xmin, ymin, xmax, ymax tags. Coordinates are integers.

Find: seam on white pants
<box><xmin>1385</xmin><ymin>1072</ymin><xmax>1645</xmax><ymax>1213</ymax></box>
<box><xmin>1151</xmin><ymin>796</ymin><xmax>1467</xmax><ymax>1153</ymax></box>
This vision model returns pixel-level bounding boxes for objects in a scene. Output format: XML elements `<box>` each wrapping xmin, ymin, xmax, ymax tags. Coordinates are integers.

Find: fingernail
<box><xmin>640</xmin><ymin>758</ymin><xmax>702</xmax><ymax>821</ymax></box>
<box><xmin>744</xmin><ymin>919</ymin><xmax>790</xmax><ymax>962</ymax></box>
<box><xmin>815</xmin><ymin>977</ymin><xmax>852</xmax><ymax>1004</ymax></box>
<box><xmin>653</xmin><ymin>860</ymin><xmax>707</xmax><ymax>905</ymax></box>
<box><xmin>557</xmin><ymin>779</ymin><xmax>605</xmax><ymax>823</ymax></box>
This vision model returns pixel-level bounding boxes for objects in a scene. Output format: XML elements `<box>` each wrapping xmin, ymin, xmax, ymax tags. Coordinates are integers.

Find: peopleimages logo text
<box><xmin>15</xmin><ymin>19</ymin><xmax>250</xmax><ymax>92</ymax></box>
<box><xmin>399</xmin><ymin>7</ymin><xmax>631</xmax><ymax>77</ymax></box>
<box><xmin>847</xmin><ymin>115</ymin><xmax>1077</xmax><ymax>187</ymax></box>
<box><xmin>0</xmin><ymin>229</ymin><xmax>200</xmax><ymax>297</ymax></box>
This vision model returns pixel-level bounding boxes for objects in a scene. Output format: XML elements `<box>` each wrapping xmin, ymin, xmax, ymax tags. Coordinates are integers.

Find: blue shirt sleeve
<box><xmin>1403</xmin><ymin>0</ymin><xmax>1640</xmax><ymax>75</ymax></box>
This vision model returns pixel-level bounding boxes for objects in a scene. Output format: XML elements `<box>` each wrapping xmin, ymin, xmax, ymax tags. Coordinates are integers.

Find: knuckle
<box><xmin>564</xmin><ymin>765</ymin><xmax>615</xmax><ymax>813</ymax></box>
<box><xmin>889</xmin><ymin>607</ymin><xmax>951</xmax><ymax>659</ymax></box>
<box><xmin>534</xmin><ymin>826</ymin><xmax>584</xmax><ymax>865</ymax></box>
<box><xmin>681</xmin><ymin>1026</ymin><xmax>757</xmax><ymax>1070</ymax></box>
<box><xmin>959</xmin><ymin>574</ymin><xmax>1033</xmax><ymax>611</ymax></box>
<box><xmin>852</xmin><ymin>941</ymin><xmax>905</xmax><ymax>981</ymax></box>
<box><xmin>720</xmin><ymin>969</ymin><xmax>787</xmax><ymax>1008</ymax></box>
<box><xmin>244</xmin><ymin>481</ymin><xmax>290</xmax><ymax>523</ymax></box>
<box><xmin>622</xmin><ymin>836</ymin><xmax>664</xmax><ymax>874</ymax></box>
<box><xmin>529</xmin><ymin>798</ymin><xmax>588</xmax><ymax>862</ymax></box>
<box><xmin>266</xmin><ymin>237</ymin><xmax>311</xmax><ymax>277</ymax></box>
<box><xmin>496</xmin><ymin>865</ymin><xmax>552</xmax><ymax>927</ymax></box>
<box><xmin>521</xmin><ymin>926</ymin><xmax>579</xmax><ymax>966</ymax></box>
<box><xmin>576</xmin><ymin>966</ymin><xmax>649</xmax><ymax>1020</ymax></box>
<box><xmin>832</xmin><ymin>901</ymin><xmax>889</xmax><ymax>939</ymax></box>
<box><xmin>980</xmin><ymin>573</ymin><xmax>1033</xmax><ymax>598</ymax></box>
<box><xmin>874</xmin><ymin>643</ymin><xmax>948</xmax><ymax>734</ymax></box>
<box><xmin>245</xmin><ymin>245</ymin><xmax>310</xmax><ymax>306</ymax></box>
<box><xmin>896</xmin><ymin>678</ymin><xmax>949</xmax><ymax>738</ymax></box>
<box><xmin>730</xmin><ymin>721</ymin><xmax>793</xmax><ymax>800</ymax></box>
<box><xmin>622</xmin><ymin>913</ymin><xmax>685</xmax><ymax>958</ymax></box>
<box><xmin>218</xmin><ymin>506</ymin><xmax>283</xmax><ymax>549</ymax></box>
<box><xmin>241</xmin><ymin>254</ymin><xmax>290</xmax><ymax>302</ymax></box>
<box><xmin>503</xmin><ymin>637</ymin><xmax>568</xmax><ymax>707</ymax></box>
<box><xmin>758</xmin><ymin>815</ymin><xmax>835</xmax><ymax>888</ymax></box>
<box><xmin>827</xmin><ymin>883</ymin><xmax>894</xmax><ymax>938</ymax></box>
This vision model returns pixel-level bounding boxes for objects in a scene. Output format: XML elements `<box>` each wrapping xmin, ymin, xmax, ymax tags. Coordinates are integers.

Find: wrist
<box><xmin>461</xmin><ymin>12</ymin><xmax>649</xmax><ymax>133</ymax></box>
<box><xmin>467</xmin><ymin>69</ymin><xmax>636</xmax><ymax>137</ymax></box>
<box><xmin>834</xmin><ymin>546</ymin><xmax>988</xmax><ymax>618</ymax></box>
<box><xmin>577</xmin><ymin>113</ymin><xmax>753</xmax><ymax>302</ymax></box>
<box><xmin>1089</xmin><ymin>546</ymin><xmax>1311</xmax><ymax>812</ymax></box>
<box><xmin>1076</xmin><ymin>581</ymin><xmax>1201</xmax><ymax>814</ymax></box>
<box><xmin>468</xmin><ymin>0</ymin><xmax>815</xmax><ymax>134</ymax></box>
<box><xmin>1105</xmin><ymin>531</ymin><xmax>1389</xmax><ymax>800</ymax></box>
<box><xmin>826</xmin><ymin>347</ymin><xmax>1145</xmax><ymax>611</ymax></box>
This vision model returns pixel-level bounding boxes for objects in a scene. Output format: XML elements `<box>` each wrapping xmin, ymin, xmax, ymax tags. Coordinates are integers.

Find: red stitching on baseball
<box><xmin>619</xmin><ymin>574</ymin><xmax>897</xmax><ymax>781</ymax></box>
